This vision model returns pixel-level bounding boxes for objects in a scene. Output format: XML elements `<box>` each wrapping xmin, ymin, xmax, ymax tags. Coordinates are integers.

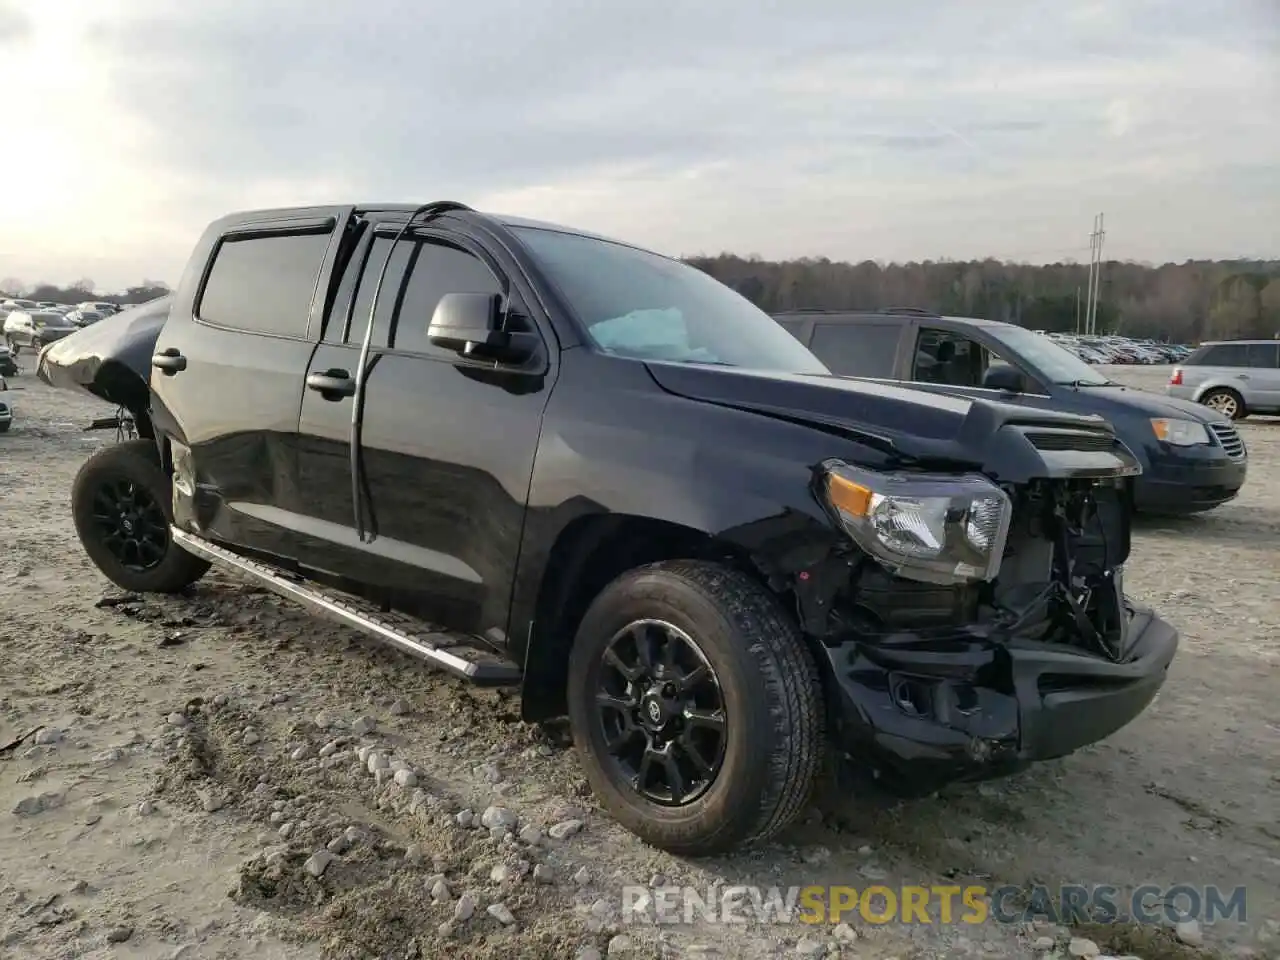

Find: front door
<box><xmin>295</xmin><ymin>222</ymin><xmax>555</xmax><ymax>645</ymax></box>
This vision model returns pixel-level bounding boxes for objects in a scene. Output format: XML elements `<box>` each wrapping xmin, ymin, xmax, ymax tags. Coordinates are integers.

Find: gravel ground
<box><xmin>0</xmin><ymin>360</ymin><xmax>1276</xmax><ymax>960</ymax></box>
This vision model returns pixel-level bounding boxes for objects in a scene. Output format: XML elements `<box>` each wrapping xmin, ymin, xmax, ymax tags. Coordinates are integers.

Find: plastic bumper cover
<box><xmin>822</xmin><ymin>603</ymin><xmax>1179</xmax><ymax>790</ymax></box>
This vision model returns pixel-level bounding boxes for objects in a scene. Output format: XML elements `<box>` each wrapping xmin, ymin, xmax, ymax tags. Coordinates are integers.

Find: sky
<box><xmin>0</xmin><ymin>0</ymin><xmax>1277</xmax><ymax>292</ymax></box>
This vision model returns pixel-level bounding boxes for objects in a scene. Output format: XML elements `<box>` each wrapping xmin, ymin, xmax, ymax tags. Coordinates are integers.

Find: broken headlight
<box><xmin>820</xmin><ymin>461</ymin><xmax>1013</xmax><ymax>585</ymax></box>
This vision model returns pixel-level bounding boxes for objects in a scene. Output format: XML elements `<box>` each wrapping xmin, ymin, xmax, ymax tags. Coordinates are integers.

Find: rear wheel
<box><xmin>567</xmin><ymin>560</ymin><xmax>824</xmax><ymax>856</ymax></box>
<box><xmin>29</xmin><ymin>337</ymin><xmax>42</xmax><ymax>353</ymax></box>
<box><xmin>1201</xmin><ymin>387</ymin><xmax>1245</xmax><ymax>421</ymax></box>
<box><xmin>72</xmin><ymin>439</ymin><xmax>210</xmax><ymax>593</ymax></box>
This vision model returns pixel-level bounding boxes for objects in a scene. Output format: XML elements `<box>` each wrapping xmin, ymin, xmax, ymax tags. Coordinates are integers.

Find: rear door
<box><xmin>150</xmin><ymin>206</ymin><xmax>352</xmax><ymax>556</ymax></box>
<box><xmin>291</xmin><ymin>217</ymin><xmax>403</xmax><ymax>577</ymax></box>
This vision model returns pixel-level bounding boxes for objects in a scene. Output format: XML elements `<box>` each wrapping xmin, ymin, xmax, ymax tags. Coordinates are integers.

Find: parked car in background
<box><xmin>77</xmin><ymin>301</ymin><xmax>118</xmax><ymax>316</ymax></box>
<box><xmin>1167</xmin><ymin>340</ymin><xmax>1280</xmax><ymax>421</ymax></box>
<box><xmin>0</xmin><ymin>340</ymin><xmax>17</xmax><ymax>376</ymax></box>
<box><xmin>0</xmin><ymin>298</ymin><xmax>40</xmax><ymax>322</ymax></box>
<box><xmin>775</xmin><ymin>309</ymin><xmax>1247</xmax><ymax>515</ymax></box>
<box><xmin>1039</xmin><ymin>331</ymin><xmax>1191</xmax><ymax>365</ymax></box>
<box><xmin>3</xmin><ymin>309</ymin><xmax>80</xmax><ymax>354</ymax></box>
<box><xmin>67</xmin><ymin>308</ymin><xmax>105</xmax><ymax>327</ymax></box>
<box><xmin>0</xmin><ymin>374</ymin><xmax>11</xmax><ymax>431</ymax></box>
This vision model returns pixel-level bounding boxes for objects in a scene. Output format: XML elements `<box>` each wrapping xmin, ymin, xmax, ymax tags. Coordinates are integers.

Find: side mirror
<box><xmin>983</xmin><ymin>364</ymin><xmax>1027</xmax><ymax>393</ymax></box>
<box><xmin>427</xmin><ymin>292</ymin><xmax>532</xmax><ymax>363</ymax></box>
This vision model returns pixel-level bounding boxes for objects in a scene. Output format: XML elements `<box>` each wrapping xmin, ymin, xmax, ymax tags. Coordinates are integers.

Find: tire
<box><xmin>0</xmin><ymin>420</ymin><xmax>10</xmax><ymax>433</ymax></box>
<box><xmin>72</xmin><ymin>439</ymin><xmax>210</xmax><ymax>593</ymax></box>
<box><xmin>567</xmin><ymin>560</ymin><xmax>824</xmax><ymax>856</ymax></box>
<box><xmin>29</xmin><ymin>337</ymin><xmax>41</xmax><ymax>353</ymax></box>
<box><xmin>1200</xmin><ymin>387</ymin><xmax>1246</xmax><ymax>421</ymax></box>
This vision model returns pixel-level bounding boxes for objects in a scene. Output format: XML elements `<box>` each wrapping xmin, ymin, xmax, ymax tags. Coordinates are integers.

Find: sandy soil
<box><xmin>0</xmin><ymin>360</ymin><xmax>1276</xmax><ymax>960</ymax></box>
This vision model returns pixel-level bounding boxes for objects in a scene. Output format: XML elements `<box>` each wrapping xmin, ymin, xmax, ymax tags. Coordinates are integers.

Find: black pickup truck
<box><xmin>39</xmin><ymin>202</ymin><xmax>1178</xmax><ymax>855</ymax></box>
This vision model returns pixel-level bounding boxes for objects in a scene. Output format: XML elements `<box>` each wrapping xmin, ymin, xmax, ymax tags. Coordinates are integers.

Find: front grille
<box><xmin>1208</xmin><ymin>422</ymin><xmax>1246</xmax><ymax>461</ymax></box>
<box><xmin>1026</xmin><ymin>429</ymin><xmax>1114</xmax><ymax>452</ymax></box>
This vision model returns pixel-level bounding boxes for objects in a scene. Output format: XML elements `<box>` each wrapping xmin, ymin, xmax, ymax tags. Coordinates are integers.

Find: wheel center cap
<box><xmin>645</xmin><ymin>699</ymin><xmax>664</xmax><ymax>725</ymax></box>
<box><xmin>121</xmin><ymin>517</ymin><xmax>135</xmax><ymax>534</ymax></box>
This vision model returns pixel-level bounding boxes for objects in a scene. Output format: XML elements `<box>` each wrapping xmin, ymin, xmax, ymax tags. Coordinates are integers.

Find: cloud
<box><xmin>0</xmin><ymin>0</ymin><xmax>1277</xmax><ymax>288</ymax></box>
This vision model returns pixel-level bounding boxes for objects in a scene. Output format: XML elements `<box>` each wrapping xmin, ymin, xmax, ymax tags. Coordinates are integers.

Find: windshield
<box><xmin>987</xmin><ymin>325</ymin><xmax>1111</xmax><ymax>385</ymax></box>
<box><xmin>514</xmin><ymin>227</ymin><xmax>829</xmax><ymax>375</ymax></box>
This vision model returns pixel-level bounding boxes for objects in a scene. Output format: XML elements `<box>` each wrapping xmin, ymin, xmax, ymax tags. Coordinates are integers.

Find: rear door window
<box><xmin>197</xmin><ymin>229</ymin><xmax>332</xmax><ymax>338</ymax></box>
<box><xmin>1192</xmin><ymin>343</ymin><xmax>1250</xmax><ymax>367</ymax></box>
<box><xmin>809</xmin><ymin>322</ymin><xmax>902</xmax><ymax>377</ymax></box>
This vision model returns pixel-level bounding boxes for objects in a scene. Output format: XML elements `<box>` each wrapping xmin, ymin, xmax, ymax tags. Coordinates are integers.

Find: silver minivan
<box><xmin>1167</xmin><ymin>339</ymin><xmax>1280</xmax><ymax>420</ymax></box>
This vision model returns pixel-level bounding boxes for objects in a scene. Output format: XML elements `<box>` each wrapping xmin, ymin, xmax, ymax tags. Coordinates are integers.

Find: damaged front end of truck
<box><xmin>791</xmin><ymin>411</ymin><xmax>1178</xmax><ymax>795</ymax></box>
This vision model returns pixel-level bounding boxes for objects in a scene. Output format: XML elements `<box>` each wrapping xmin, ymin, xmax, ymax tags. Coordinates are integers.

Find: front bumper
<box><xmin>821</xmin><ymin>603</ymin><xmax>1179</xmax><ymax>791</ymax></box>
<box><xmin>1134</xmin><ymin>451</ymin><xmax>1247</xmax><ymax>513</ymax></box>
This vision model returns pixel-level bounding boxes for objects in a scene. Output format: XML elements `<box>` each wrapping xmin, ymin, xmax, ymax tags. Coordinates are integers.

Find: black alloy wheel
<box><xmin>594</xmin><ymin>618</ymin><xmax>727</xmax><ymax>806</ymax></box>
<box><xmin>91</xmin><ymin>477</ymin><xmax>169</xmax><ymax>572</ymax></box>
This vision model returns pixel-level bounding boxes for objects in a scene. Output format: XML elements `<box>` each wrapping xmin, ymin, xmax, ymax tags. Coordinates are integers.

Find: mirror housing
<box><xmin>427</xmin><ymin>292</ymin><xmax>532</xmax><ymax>363</ymax></box>
<box><xmin>982</xmin><ymin>364</ymin><xmax>1027</xmax><ymax>393</ymax></box>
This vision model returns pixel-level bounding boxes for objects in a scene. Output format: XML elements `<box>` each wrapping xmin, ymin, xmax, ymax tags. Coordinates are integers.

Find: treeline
<box><xmin>0</xmin><ymin>279</ymin><xmax>170</xmax><ymax>308</ymax></box>
<box><xmin>7</xmin><ymin>256</ymin><xmax>1280</xmax><ymax>344</ymax></box>
<box><xmin>686</xmin><ymin>256</ymin><xmax>1280</xmax><ymax>343</ymax></box>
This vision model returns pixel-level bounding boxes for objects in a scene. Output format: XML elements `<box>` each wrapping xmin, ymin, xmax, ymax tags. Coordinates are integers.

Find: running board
<box><xmin>171</xmin><ymin>528</ymin><xmax>521</xmax><ymax>686</ymax></box>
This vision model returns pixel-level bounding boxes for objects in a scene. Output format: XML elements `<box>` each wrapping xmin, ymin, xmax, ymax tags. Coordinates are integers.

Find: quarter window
<box><xmin>1245</xmin><ymin>342</ymin><xmax>1279</xmax><ymax>368</ymax></box>
<box><xmin>810</xmin><ymin>322</ymin><xmax>901</xmax><ymax>377</ymax></box>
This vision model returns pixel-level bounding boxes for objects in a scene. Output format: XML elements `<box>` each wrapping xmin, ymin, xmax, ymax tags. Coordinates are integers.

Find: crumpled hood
<box><xmin>37</xmin><ymin>296</ymin><xmax>170</xmax><ymax>403</ymax></box>
<box><xmin>644</xmin><ymin>361</ymin><xmax>1141</xmax><ymax>482</ymax></box>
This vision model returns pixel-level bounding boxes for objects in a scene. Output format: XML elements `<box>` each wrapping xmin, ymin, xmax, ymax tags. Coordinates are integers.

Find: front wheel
<box><xmin>567</xmin><ymin>560</ymin><xmax>824</xmax><ymax>856</ymax></box>
<box><xmin>71</xmin><ymin>439</ymin><xmax>210</xmax><ymax>593</ymax></box>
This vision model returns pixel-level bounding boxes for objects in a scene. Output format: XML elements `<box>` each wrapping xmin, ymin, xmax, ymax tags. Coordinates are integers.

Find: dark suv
<box><xmin>775</xmin><ymin>309</ymin><xmax>1247</xmax><ymax>515</ymax></box>
<box><xmin>38</xmin><ymin>206</ymin><xmax>1178</xmax><ymax>855</ymax></box>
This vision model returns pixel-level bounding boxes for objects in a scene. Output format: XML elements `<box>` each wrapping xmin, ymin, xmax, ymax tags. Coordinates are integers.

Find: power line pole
<box><xmin>1085</xmin><ymin>213</ymin><xmax>1106</xmax><ymax>336</ymax></box>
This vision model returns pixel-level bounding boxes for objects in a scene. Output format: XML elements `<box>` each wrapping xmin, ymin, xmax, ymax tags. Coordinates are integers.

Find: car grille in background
<box><xmin>1208</xmin><ymin>422</ymin><xmax>1246</xmax><ymax>461</ymax></box>
<box><xmin>1026</xmin><ymin>430</ymin><xmax>1115</xmax><ymax>452</ymax></box>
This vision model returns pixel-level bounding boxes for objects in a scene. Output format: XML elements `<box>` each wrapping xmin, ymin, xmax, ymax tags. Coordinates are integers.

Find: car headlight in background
<box><xmin>1150</xmin><ymin>418</ymin><xmax>1209</xmax><ymax>446</ymax></box>
<box><xmin>819</xmin><ymin>460</ymin><xmax>1013</xmax><ymax>585</ymax></box>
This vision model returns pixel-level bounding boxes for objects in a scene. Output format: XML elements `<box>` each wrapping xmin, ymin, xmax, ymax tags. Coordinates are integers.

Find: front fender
<box><xmin>507</xmin><ymin>353</ymin><xmax>886</xmax><ymax>653</ymax></box>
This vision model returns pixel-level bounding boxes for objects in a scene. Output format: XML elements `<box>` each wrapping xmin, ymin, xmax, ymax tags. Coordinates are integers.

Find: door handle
<box><xmin>306</xmin><ymin>370</ymin><xmax>356</xmax><ymax>399</ymax></box>
<box><xmin>151</xmin><ymin>348</ymin><xmax>187</xmax><ymax>375</ymax></box>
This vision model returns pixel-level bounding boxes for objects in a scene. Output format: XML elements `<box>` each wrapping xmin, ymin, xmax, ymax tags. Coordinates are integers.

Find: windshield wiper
<box><xmin>1061</xmin><ymin>379</ymin><xmax>1119</xmax><ymax>388</ymax></box>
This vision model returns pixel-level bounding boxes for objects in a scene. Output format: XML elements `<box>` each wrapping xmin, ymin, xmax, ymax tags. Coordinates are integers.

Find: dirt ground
<box><xmin>1</xmin><ymin>360</ymin><xmax>1276</xmax><ymax>960</ymax></box>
